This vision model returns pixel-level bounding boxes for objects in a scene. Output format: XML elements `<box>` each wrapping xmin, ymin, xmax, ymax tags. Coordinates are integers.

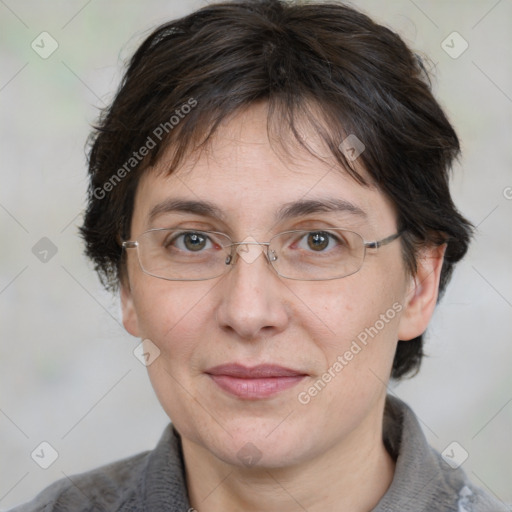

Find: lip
<box><xmin>205</xmin><ymin>364</ymin><xmax>307</xmax><ymax>399</ymax></box>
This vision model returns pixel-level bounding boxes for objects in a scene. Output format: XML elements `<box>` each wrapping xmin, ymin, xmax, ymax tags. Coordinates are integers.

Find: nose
<box><xmin>215</xmin><ymin>242</ymin><xmax>289</xmax><ymax>340</ymax></box>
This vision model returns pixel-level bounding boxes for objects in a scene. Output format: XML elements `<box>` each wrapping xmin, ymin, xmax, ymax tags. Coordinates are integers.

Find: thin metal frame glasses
<box><xmin>122</xmin><ymin>228</ymin><xmax>402</xmax><ymax>281</ymax></box>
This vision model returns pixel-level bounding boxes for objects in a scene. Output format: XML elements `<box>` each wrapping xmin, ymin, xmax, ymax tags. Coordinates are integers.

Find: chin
<box><xmin>198</xmin><ymin>417</ymin><xmax>314</xmax><ymax>469</ymax></box>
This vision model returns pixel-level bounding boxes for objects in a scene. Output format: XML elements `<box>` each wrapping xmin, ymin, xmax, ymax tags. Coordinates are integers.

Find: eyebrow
<box><xmin>148</xmin><ymin>199</ymin><xmax>226</xmax><ymax>223</ymax></box>
<box><xmin>147</xmin><ymin>197</ymin><xmax>366</xmax><ymax>224</ymax></box>
<box><xmin>275</xmin><ymin>198</ymin><xmax>367</xmax><ymax>222</ymax></box>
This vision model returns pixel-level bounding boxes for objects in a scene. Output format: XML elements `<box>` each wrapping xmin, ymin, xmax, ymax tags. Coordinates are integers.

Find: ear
<box><xmin>397</xmin><ymin>244</ymin><xmax>446</xmax><ymax>341</ymax></box>
<box><xmin>120</xmin><ymin>280</ymin><xmax>141</xmax><ymax>338</ymax></box>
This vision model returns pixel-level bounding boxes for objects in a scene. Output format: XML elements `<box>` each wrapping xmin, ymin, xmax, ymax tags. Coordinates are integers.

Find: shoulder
<box><xmin>379</xmin><ymin>396</ymin><xmax>510</xmax><ymax>512</ymax></box>
<box><xmin>426</xmin><ymin>448</ymin><xmax>509</xmax><ymax>512</ymax></box>
<box><xmin>9</xmin><ymin>450</ymin><xmax>151</xmax><ymax>512</ymax></box>
<box><xmin>9</xmin><ymin>424</ymin><xmax>189</xmax><ymax>512</ymax></box>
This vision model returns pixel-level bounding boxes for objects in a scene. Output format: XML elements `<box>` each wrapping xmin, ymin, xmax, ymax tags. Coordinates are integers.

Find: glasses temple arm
<box><xmin>364</xmin><ymin>231</ymin><xmax>403</xmax><ymax>250</ymax></box>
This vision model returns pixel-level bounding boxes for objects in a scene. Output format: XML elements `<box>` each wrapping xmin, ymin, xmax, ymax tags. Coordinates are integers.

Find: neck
<box><xmin>181</xmin><ymin>402</ymin><xmax>395</xmax><ymax>512</ymax></box>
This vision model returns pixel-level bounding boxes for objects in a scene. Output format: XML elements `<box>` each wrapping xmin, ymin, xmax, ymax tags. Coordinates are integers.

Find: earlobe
<box><xmin>120</xmin><ymin>281</ymin><xmax>140</xmax><ymax>338</ymax></box>
<box><xmin>397</xmin><ymin>244</ymin><xmax>446</xmax><ymax>341</ymax></box>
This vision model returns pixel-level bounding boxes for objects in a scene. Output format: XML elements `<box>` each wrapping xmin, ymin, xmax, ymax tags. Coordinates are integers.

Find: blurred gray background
<box><xmin>1</xmin><ymin>0</ymin><xmax>511</xmax><ymax>509</ymax></box>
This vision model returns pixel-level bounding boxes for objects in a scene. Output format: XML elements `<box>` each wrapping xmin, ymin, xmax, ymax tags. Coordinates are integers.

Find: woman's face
<box><xmin>121</xmin><ymin>104</ymin><xmax>426</xmax><ymax>469</ymax></box>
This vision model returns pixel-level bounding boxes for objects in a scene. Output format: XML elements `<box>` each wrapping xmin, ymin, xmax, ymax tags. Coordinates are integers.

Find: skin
<box><xmin>121</xmin><ymin>103</ymin><xmax>445</xmax><ymax>512</ymax></box>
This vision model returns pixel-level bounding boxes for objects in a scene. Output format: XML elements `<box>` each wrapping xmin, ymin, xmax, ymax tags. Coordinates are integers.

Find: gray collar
<box><xmin>140</xmin><ymin>396</ymin><xmax>505</xmax><ymax>511</ymax></box>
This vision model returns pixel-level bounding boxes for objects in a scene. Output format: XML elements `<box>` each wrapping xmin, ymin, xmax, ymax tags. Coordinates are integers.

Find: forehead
<box><xmin>132</xmin><ymin>104</ymin><xmax>397</xmax><ymax>236</ymax></box>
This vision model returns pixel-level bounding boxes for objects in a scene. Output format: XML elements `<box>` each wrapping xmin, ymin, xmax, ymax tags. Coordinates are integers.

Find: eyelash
<box><xmin>155</xmin><ymin>218</ymin><xmax>351</xmax><ymax>234</ymax></box>
<box><xmin>161</xmin><ymin>229</ymin><xmax>348</xmax><ymax>254</ymax></box>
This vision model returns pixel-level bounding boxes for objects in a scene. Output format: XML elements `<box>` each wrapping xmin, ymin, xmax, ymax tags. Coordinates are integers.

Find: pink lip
<box><xmin>205</xmin><ymin>364</ymin><xmax>307</xmax><ymax>399</ymax></box>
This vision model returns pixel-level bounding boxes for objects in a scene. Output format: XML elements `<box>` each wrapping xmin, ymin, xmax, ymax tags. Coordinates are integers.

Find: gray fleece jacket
<box><xmin>10</xmin><ymin>396</ymin><xmax>509</xmax><ymax>511</ymax></box>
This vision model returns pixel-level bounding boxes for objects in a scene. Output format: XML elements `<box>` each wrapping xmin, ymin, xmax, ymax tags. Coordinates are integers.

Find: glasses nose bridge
<box><xmin>230</xmin><ymin>240</ymin><xmax>271</xmax><ymax>248</ymax></box>
<box><xmin>226</xmin><ymin>239</ymin><xmax>274</xmax><ymax>267</ymax></box>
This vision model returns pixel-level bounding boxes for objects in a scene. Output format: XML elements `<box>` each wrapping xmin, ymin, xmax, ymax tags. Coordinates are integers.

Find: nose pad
<box><xmin>236</xmin><ymin>237</ymin><xmax>265</xmax><ymax>265</ymax></box>
<box><xmin>223</xmin><ymin>241</ymin><xmax>276</xmax><ymax>272</ymax></box>
<box><xmin>223</xmin><ymin>238</ymin><xmax>279</xmax><ymax>272</ymax></box>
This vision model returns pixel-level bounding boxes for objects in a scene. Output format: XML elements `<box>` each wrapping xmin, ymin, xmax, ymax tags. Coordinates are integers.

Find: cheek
<box><xmin>131</xmin><ymin>281</ymin><xmax>218</xmax><ymax>428</ymax></box>
<box><xmin>294</xmin><ymin>280</ymin><xmax>404</xmax><ymax>427</ymax></box>
<box><xmin>301</xmin><ymin>271</ymin><xmax>405</xmax><ymax>376</ymax></box>
<box><xmin>131</xmin><ymin>279</ymin><xmax>216</xmax><ymax>363</ymax></box>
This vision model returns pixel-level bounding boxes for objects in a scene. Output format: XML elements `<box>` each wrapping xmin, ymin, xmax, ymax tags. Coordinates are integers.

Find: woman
<box><xmin>12</xmin><ymin>1</ymin><xmax>506</xmax><ymax>510</ymax></box>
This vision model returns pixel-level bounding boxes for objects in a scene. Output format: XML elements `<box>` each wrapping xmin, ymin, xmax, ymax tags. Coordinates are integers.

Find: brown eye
<box><xmin>183</xmin><ymin>232</ymin><xmax>207</xmax><ymax>251</ymax></box>
<box><xmin>307</xmin><ymin>232</ymin><xmax>330</xmax><ymax>251</ymax></box>
<box><xmin>165</xmin><ymin>231</ymin><xmax>212</xmax><ymax>252</ymax></box>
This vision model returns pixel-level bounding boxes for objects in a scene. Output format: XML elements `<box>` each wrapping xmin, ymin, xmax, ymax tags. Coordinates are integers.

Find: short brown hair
<box><xmin>80</xmin><ymin>0</ymin><xmax>473</xmax><ymax>379</ymax></box>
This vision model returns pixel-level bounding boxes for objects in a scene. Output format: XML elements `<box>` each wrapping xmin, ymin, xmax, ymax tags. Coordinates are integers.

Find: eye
<box><xmin>297</xmin><ymin>231</ymin><xmax>344</xmax><ymax>252</ymax></box>
<box><xmin>167</xmin><ymin>231</ymin><xmax>213</xmax><ymax>252</ymax></box>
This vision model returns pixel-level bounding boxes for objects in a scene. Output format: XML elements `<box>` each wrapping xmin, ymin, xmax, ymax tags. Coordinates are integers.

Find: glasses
<box><xmin>122</xmin><ymin>228</ymin><xmax>402</xmax><ymax>281</ymax></box>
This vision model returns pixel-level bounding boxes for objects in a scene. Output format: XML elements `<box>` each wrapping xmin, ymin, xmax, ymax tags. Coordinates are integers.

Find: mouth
<box><xmin>205</xmin><ymin>363</ymin><xmax>307</xmax><ymax>400</ymax></box>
